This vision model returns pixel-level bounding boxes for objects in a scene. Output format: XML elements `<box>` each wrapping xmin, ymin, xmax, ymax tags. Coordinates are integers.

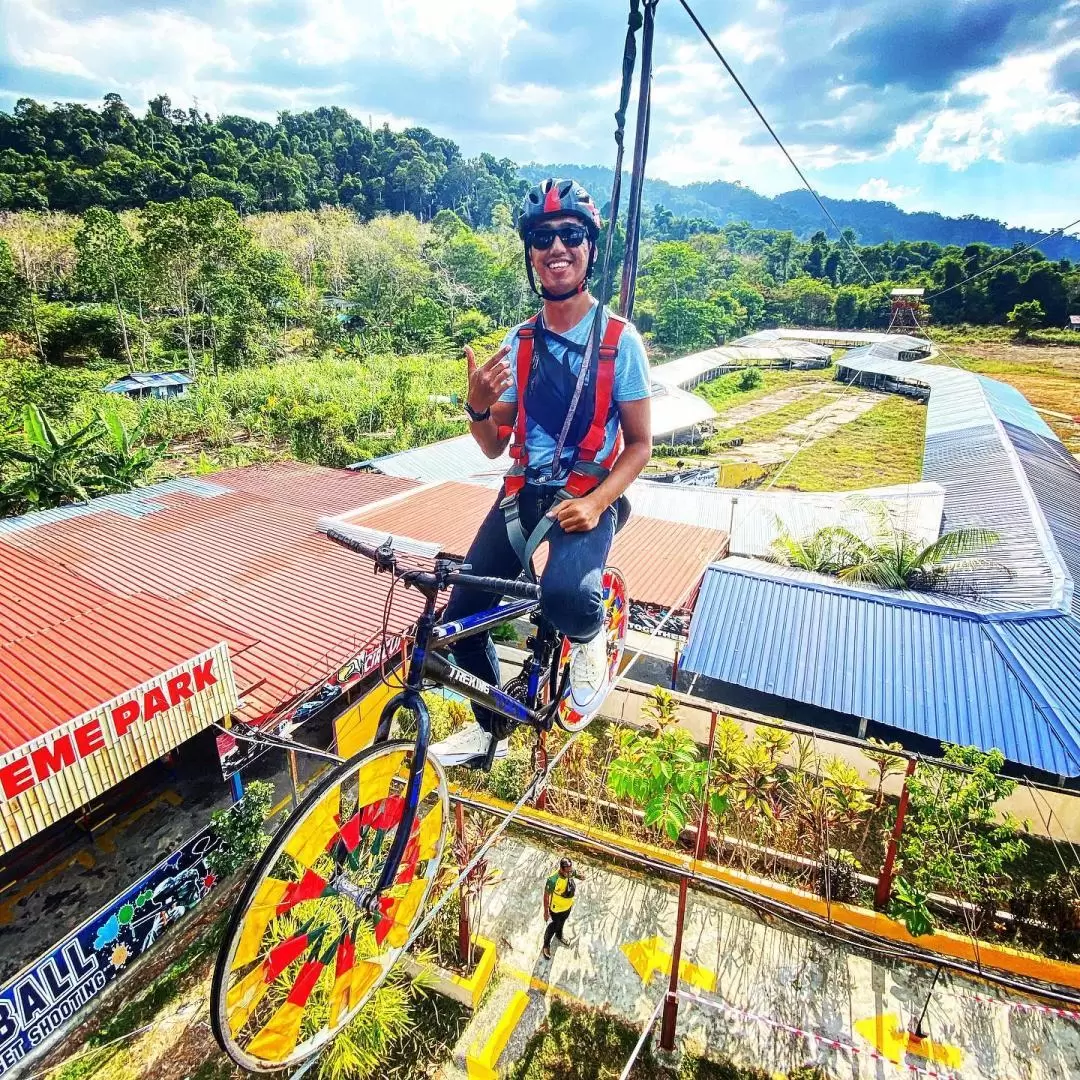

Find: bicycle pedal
<box><xmin>481</xmin><ymin>734</ymin><xmax>499</xmax><ymax>772</ymax></box>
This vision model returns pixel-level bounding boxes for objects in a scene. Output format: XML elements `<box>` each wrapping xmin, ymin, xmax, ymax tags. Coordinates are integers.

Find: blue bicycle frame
<box><xmin>371</xmin><ymin>567</ymin><xmax>560</xmax><ymax>893</ymax></box>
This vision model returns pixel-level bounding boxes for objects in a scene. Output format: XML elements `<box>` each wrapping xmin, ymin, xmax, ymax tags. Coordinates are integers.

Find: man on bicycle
<box><xmin>430</xmin><ymin>178</ymin><xmax>651</xmax><ymax>767</ymax></box>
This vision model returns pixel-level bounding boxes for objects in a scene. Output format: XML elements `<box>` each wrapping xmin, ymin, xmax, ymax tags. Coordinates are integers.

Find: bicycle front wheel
<box><xmin>211</xmin><ymin>740</ymin><xmax>448</xmax><ymax>1072</ymax></box>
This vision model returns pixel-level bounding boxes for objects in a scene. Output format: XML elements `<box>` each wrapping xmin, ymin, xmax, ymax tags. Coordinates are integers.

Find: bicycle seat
<box><xmin>614</xmin><ymin>494</ymin><xmax>630</xmax><ymax>534</ymax></box>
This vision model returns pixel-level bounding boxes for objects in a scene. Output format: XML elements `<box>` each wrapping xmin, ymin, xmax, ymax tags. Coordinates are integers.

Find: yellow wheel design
<box><xmin>211</xmin><ymin>741</ymin><xmax>448</xmax><ymax>1071</ymax></box>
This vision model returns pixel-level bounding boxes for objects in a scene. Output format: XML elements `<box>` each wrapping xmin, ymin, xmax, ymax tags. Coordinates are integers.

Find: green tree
<box><xmin>607</xmin><ymin>725</ymin><xmax>714</xmax><ymax>842</ymax></box>
<box><xmin>1006</xmin><ymin>299</ymin><xmax>1045</xmax><ymax>339</ymax></box>
<box><xmin>0</xmin><ymin>237</ymin><xmax>25</xmax><ymax>331</ymax></box>
<box><xmin>897</xmin><ymin>745</ymin><xmax>1027</xmax><ymax>932</ymax></box>
<box><xmin>74</xmin><ymin>207</ymin><xmax>142</xmax><ymax>370</ymax></box>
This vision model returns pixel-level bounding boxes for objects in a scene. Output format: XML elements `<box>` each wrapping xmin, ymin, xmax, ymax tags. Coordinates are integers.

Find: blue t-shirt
<box><xmin>499</xmin><ymin>305</ymin><xmax>650</xmax><ymax>486</ymax></box>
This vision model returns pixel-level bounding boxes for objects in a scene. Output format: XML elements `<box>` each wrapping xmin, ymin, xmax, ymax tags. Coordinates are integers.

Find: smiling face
<box><xmin>528</xmin><ymin>214</ymin><xmax>592</xmax><ymax>298</ymax></box>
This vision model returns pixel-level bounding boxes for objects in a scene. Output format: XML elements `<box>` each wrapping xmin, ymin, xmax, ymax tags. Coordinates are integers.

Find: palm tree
<box><xmin>769</xmin><ymin>518</ymin><xmax>849</xmax><ymax>575</ymax></box>
<box><xmin>827</xmin><ymin>523</ymin><xmax>1002</xmax><ymax>593</ymax></box>
<box><xmin>770</xmin><ymin>512</ymin><xmax>1003</xmax><ymax>595</ymax></box>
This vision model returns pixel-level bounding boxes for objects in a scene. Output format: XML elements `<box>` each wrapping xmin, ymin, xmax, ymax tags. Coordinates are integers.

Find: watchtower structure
<box><xmin>888</xmin><ymin>288</ymin><xmax>925</xmax><ymax>334</ymax></box>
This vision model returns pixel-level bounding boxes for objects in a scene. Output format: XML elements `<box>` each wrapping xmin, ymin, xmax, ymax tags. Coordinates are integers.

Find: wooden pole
<box><xmin>660</xmin><ymin>708</ymin><xmax>718</xmax><ymax>1050</ymax></box>
<box><xmin>875</xmin><ymin>755</ymin><xmax>918</xmax><ymax>910</ymax></box>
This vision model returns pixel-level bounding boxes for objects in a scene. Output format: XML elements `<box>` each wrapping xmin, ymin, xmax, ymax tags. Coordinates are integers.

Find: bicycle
<box><xmin>210</xmin><ymin>522</ymin><xmax>627</xmax><ymax>1071</ymax></box>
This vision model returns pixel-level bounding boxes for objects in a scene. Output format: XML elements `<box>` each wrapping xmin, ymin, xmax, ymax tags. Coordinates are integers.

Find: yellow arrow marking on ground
<box><xmin>854</xmin><ymin>1013</ymin><xmax>963</xmax><ymax>1068</ymax></box>
<box><xmin>620</xmin><ymin>936</ymin><xmax>716</xmax><ymax>993</ymax></box>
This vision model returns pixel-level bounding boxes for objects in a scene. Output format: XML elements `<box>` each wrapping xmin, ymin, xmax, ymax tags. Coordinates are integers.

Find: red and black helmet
<box><xmin>517</xmin><ymin>178</ymin><xmax>602</xmax><ymax>241</ymax></box>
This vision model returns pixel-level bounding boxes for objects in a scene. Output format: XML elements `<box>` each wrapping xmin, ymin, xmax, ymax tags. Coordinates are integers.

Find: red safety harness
<box><xmin>499</xmin><ymin>308</ymin><xmax>629</xmax><ymax>574</ymax></box>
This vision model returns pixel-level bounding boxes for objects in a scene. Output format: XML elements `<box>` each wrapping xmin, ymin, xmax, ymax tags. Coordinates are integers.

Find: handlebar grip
<box><xmin>449</xmin><ymin>572</ymin><xmax>541</xmax><ymax>601</ymax></box>
<box><xmin>325</xmin><ymin>527</ymin><xmax>381</xmax><ymax>562</ymax></box>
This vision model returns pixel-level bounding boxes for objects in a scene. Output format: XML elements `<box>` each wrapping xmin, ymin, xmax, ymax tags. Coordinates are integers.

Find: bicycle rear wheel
<box><xmin>556</xmin><ymin>566</ymin><xmax>628</xmax><ymax>732</ymax></box>
<box><xmin>211</xmin><ymin>740</ymin><xmax>448</xmax><ymax>1072</ymax></box>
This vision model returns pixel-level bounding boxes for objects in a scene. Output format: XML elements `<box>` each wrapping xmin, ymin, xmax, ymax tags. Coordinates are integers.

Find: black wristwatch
<box><xmin>464</xmin><ymin>401</ymin><xmax>491</xmax><ymax>422</ymax></box>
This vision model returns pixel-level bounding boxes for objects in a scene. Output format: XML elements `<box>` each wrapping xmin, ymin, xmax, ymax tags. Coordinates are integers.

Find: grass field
<box><xmin>927</xmin><ymin>338</ymin><xmax>1080</xmax><ymax>455</ymax></box>
<box><xmin>653</xmin><ymin>364</ymin><xmax>927</xmax><ymax>492</ymax></box>
<box><xmin>777</xmin><ymin>394</ymin><xmax>926</xmax><ymax>491</ymax></box>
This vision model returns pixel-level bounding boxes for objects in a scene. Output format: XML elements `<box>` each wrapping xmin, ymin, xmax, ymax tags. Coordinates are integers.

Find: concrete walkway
<box><xmin>443</xmin><ymin>835</ymin><xmax>1080</xmax><ymax>1080</ymax></box>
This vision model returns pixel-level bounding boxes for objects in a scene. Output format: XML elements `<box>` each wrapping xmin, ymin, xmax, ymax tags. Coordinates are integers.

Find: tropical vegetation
<box><xmin>769</xmin><ymin>515</ymin><xmax>1003</xmax><ymax>594</ymax></box>
<box><xmin>455</xmin><ymin>694</ymin><xmax>1076</xmax><ymax>958</ymax></box>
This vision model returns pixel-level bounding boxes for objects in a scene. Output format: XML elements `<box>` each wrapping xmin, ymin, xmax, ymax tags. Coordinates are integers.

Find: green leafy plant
<box><xmin>889</xmin><ymin>877</ymin><xmax>935</xmax><ymax>937</ymax></box>
<box><xmin>772</xmin><ymin>511</ymin><xmax>1004</xmax><ymax>595</ymax></box>
<box><xmin>0</xmin><ymin>403</ymin><xmax>103</xmax><ymax>514</ymax></box>
<box><xmin>607</xmin><ymin>725</ymin><xmax>707</xmax><ymax>842</ymax></box>
<box><xmin>737</xmin><ymin>365</ymin><xmax>763</xmax><ymax>390</ymax></box>
<box><xmin>897</xmin><ymin>745</ymin><xmax>1026</xmax><ymax>928</ymax></box>
<box><xmin>94</xmin><ymin>409</ymin><xmax>165</xmax><ymax>492</ymax></box>
<box><xmin>206</xmin><ymin>779</ymin><xmax>273</xmax><ymax>878</ymax></box>
<box><xmin>641</xmin><ymin>685</ymin><xmax>680</xmax><ymax>730</ymax></box>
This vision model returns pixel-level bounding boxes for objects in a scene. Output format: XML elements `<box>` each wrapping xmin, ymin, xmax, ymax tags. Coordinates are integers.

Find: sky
<box><xmin>2</xmin><ymin>0</ymin><xmax>1078</xmax><ymax>231</ymax></box>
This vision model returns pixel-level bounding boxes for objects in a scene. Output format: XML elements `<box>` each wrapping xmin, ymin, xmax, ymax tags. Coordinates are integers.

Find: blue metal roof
<box><xmin>683</xmin><ymin>561</ymin><xmax>1080</xmax><ymax>776</ymax></box>
<box><xmin>103</xmin><ymin>371</ymin><xmax>193</xmax><ymax>393</ymax></box>
<box><xmin>682</xmin><ymin>355</ymin><xmax>1080</xmax><ymax>776</ymax></box>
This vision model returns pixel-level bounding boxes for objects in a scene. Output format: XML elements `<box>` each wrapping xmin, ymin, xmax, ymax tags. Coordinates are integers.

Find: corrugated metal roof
<box><xmin>103</xmin><ymin>371</ymin><xmax>193</xmax><ymax>393</ymax></box>
<box><xmin>648</xmin><ymin>381</ymin><xmax>716</xmax><ymax>438</ymax></box>
<box><xmin>0</xmin><ymin>464</ymin><xmax>425</xmax><ymax>759</ymax></box>
<box><xmin>681</xmin><ymin>355</ymin><xmax>1080</xmax><ymax>774</ymax></box>
<box><xmin>651</xmin><ymin>343</ymin><xmax>830</xmax><ymax>390</ymax></box>
<box><xmin>333</xmin><ymin>481</ymin><xmax>728</xmax><ymax>609</ymax></box>
<box><xmin>682</xmin><ymin>561</ymin><xmax>1080</xmax><ymax>776</ymax></box>
<box><xmin>626</xmin><ymin>480</ymin><xmax>945</xmax><ymax>556</ymax></box>
<box><xmin>363</xmin><ymin>434</ymin><xmax>513</xmax><ymax>485</ymax></box>
<box><xmin>838</xmin><ymin>352</ymin><xmax>1070</xmax><ymax>611</ymax></box>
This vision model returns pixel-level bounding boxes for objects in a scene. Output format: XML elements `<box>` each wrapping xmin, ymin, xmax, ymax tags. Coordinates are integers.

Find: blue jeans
<box><xmin>441</xmin><ymin>484</ymin><xmax>617</xmax><ymax>735</ymax></box>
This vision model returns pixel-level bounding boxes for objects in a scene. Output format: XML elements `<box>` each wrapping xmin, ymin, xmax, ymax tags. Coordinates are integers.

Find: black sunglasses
<box><xmin>527</xmin><ymin>225</ymin><xmax>589</xmax><ymax>250</ymax></box>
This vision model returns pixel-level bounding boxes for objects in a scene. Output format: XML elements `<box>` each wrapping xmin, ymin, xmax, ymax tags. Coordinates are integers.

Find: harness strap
<box><xmin>502</xmin><ymin>309</ymin><xmax>630</xmax><ymax>573</ymax></box>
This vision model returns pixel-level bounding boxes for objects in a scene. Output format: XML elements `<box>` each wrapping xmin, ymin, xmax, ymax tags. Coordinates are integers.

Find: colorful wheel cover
<box><xmin>556</xmin><ymin>566</ymin><xmax>627</xmax><ymax>732</ymax></box>
<box><xmin>211</xmin><ymin>741</ymin><xmax>448</xmax><ymax>1071</ymax></box>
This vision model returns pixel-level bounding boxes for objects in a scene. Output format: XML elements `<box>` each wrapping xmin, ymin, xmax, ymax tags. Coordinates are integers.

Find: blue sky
<box><xmin>2</xmin><ymin>0</ymin><xmax>1078</xmax><ymax>231</ymax></box>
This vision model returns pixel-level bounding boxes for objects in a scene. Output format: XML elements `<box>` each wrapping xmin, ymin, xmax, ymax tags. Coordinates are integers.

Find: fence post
<box><xmin>660</xmin><ymin>709</ymin><xmax>718</xmax><ymax>1051</ymax></box>
<box><xmin>534</xmin><ymin>732</ymin><xmax>549</xmax><ymax>811</ymax></box>
<box><xmin>875</xmin><ymin>755</ymin><xmax>918</xmax><ymax>911</ymax></box>
<box><xmin>455</xmin><ymin>801</ymin><xmax>471</xmax><ymax>962</ymax></box>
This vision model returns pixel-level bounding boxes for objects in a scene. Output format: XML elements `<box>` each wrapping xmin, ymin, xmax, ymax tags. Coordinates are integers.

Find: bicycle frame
<box><xmin>372</xmin><ymin>585</ymin><xmax>559</xmax><ymax>893</ymax></box>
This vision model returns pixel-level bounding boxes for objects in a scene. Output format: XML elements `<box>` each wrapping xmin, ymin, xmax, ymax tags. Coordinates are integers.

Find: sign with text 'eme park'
<box><xmin>0</xmin><ymin>643</ymin><xmax>239</xmax><ymax>856</ymax></box>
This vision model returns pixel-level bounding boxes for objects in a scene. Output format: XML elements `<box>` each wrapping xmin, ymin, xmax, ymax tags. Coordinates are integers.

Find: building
<box><xmin>0</xmin><ymin>464</ymin><xmax>423</xmax><ymax>860</ymax></box>
<box><xmin>102</xmin><ymin>371</ymin><xmax>193</xmax><ymax>400</ymax></box>
<box><xmin>681</xmin><ymin>356</ymin><xmax>1080</xmax><ymax>781</ymax></box>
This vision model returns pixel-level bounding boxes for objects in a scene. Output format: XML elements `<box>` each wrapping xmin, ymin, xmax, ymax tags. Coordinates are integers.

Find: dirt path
<box><xmin>724</xmin><ymin>391</ymin><xmax>881</xmax><ymax>465</ymax></box>
<box><xmin>711</xmin><ymin>383</ymin><xmax>832</xmax><ymax>426</ymax></box>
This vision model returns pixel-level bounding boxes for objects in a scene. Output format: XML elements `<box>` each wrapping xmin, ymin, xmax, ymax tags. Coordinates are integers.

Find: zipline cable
<box><xmin>676</xmin><ymin>0</ymin><xmax>878</xmax><ymax>288</ymax></box>
<box><xmin>923</xmin><ymin>216</ymin><xmax>1080</xmax><ymax>302</ymax></box>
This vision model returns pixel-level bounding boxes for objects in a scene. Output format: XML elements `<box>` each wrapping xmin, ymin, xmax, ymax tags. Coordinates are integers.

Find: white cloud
<box><xmin>855</xmin><ymin>177</ymin><xmax>920</xmax><ymax>203</ymax></box>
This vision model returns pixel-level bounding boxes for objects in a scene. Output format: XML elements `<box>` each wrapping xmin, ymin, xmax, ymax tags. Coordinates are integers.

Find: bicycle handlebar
<box><xmin>323</xmin><ymin>524</ymin><xmax>541</xmax><ymax>601</ymax></box>
<box><xmin>447</xmin><ymin>572</ymin><xmax>541</xmax><ymax>601</ymax></box>
<box><xmin>324</xmin><ymin>526</ymin><xmax>382</xmax><ymax>563</ymax></box>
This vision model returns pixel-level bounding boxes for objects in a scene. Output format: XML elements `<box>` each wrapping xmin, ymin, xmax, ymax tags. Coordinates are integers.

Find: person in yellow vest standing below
<box><xmin>542</xmin><ymin>856</ymin><xmax>580</xmax><ymax>959</ymax></box>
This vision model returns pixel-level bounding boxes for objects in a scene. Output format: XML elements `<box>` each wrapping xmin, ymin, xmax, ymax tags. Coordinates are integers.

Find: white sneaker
<box><xmin>568</xmin><ymin>631</ymin><xmax>610</xmax><ymax>713</ymax></box>
<box><xmin>429</xmin><ymin>722</ymin><xmax>508</xmax><ymax>767</ymax></box>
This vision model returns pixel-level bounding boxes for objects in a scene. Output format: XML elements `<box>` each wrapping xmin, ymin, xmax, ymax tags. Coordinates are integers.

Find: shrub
<box><xmin>737</xmin><ymin>366</ymin><xmax>763</xmax><ymax>391</ymax></box>
<box><xmin>206</xmin><ymin>779</ymin><xmax>273</xmax><ymax>878</ymax></box>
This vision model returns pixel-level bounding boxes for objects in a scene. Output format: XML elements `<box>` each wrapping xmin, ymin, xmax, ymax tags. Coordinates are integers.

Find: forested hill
<box><xmin>523</xmin><ymin>164</ymin><xmax>1080</xmax><ymax>261</ymax></box>
<box><xmin>0</xmin><ymin>95</ymin><xmax>524</xmax><ymax>225</ymax></box>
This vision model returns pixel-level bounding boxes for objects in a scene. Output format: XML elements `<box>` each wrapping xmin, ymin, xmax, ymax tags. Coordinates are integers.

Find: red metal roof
<box><xmin>344</xmin><ymin>482</ymin><xmax>728</xmax><ymax>610</ymax></box>
<box><xmin>0</xmin><ymin>465</ymin><xmax>423</xmax><ymax>758</ymax></box>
